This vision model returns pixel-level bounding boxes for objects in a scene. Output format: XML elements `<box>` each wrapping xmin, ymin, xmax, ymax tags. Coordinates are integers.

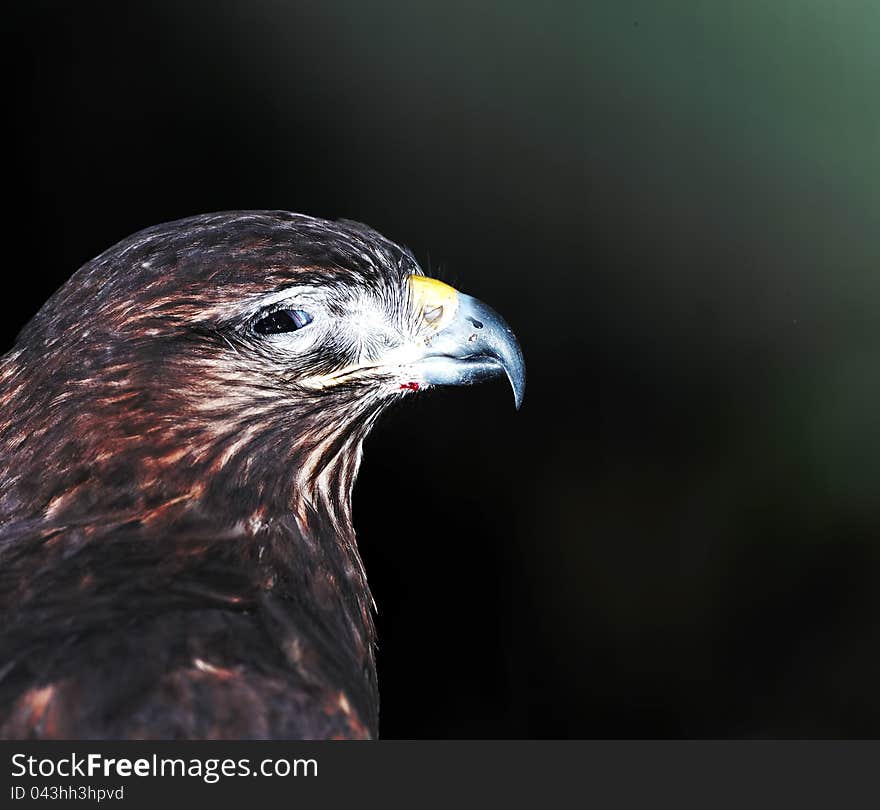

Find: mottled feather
<box><xmin>0</xmin><ymin>211</ymin><xmax>422</xmax><ymax>739</ymax></box>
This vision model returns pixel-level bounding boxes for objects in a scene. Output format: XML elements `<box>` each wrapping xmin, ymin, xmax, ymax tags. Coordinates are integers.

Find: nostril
<box><xmin>423</xmin><ymin>305</ymin><xmax>444</xmax><ymax>325</ymax></box>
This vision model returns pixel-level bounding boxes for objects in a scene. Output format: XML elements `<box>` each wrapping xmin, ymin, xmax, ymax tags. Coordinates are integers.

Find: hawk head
<box><xmin>0</xmin><ymin>211</ymin><xmax>525</xmax><ymax>739</ymax></box>
<box><xmin>2</xmin><ymin>211</ymin><xmax>524</xmax><ymax>533</ymax></box>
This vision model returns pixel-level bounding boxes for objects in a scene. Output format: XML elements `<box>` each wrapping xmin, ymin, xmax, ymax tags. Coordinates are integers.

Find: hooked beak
<box><xmin>406</xmin><ymin>276</ymin><xmax>526</xmax><ymax>409</ymax></box>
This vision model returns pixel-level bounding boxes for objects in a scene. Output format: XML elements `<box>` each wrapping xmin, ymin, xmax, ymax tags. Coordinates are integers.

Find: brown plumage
<box><xmin>0</xmin><ymin>211</ymin><xmax>523</xmax><ymax>739</ymax></box>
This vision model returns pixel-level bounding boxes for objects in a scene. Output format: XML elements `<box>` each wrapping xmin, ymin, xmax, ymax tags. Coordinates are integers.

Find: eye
<box><xmin>253</xmin><ymin>309</ymin><xmax>313</xmax><ymax>335</ymax></box>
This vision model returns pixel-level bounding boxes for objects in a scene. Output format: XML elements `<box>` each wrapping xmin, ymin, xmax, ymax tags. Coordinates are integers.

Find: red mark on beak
<box><xmin>399</xmin><ymin>382</ymin><xmax>420</xmax><ymax>391</ymax></box>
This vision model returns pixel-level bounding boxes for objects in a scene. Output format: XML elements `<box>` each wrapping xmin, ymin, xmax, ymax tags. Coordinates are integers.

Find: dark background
<box><xmin>8</xmin><ymin>2</ymin><xmax>880</xmax><ymax>737</ymax></box>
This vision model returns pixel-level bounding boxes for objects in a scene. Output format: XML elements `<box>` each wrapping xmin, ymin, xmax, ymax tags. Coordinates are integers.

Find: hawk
<box><xmin>0</xmin><ymin>211</ymin><xmax>524</xmax><ymax>739</ymax></box>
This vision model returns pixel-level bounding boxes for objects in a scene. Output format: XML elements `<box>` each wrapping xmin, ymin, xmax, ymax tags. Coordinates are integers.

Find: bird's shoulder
<box><xmin>0</xmin><ymin>517</ymin><xmax>377</xmax><ymax>739</ymax></box>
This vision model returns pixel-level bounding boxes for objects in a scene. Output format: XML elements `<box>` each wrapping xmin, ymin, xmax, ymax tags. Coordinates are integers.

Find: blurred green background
<box><xmin>9</xmin><ymin>1</ymin><xmax>880</xmax><ymax>736</ymax></box>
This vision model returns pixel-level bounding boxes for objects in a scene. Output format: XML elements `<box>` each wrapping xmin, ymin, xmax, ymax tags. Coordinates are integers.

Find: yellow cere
<box><xmin>407</xmin><ymin>276</ymin><xmax>459</xmax><ymax>332</ymax></box>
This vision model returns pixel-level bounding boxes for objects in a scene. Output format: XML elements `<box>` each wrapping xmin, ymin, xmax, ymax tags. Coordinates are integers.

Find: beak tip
<box><xmin>506</xmin><ymin>365</ymin><xmax>526</xmax><ymax>411</ymax></box>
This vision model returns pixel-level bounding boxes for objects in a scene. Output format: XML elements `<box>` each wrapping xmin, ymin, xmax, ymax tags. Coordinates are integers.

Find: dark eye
<box><xmin>254</xmin><ymin>309</ymin><xmax>313</xmax><ymax>335</ymax></box>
